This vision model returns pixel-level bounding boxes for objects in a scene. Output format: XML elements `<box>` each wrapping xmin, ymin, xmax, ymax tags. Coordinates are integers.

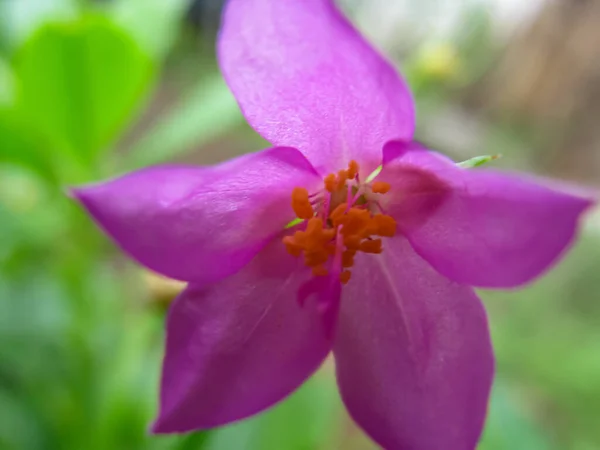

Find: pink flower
<box><xmin>73</xmin><ymin>1</ymin><xmax>593</xmax><ymax>448</ymax></box>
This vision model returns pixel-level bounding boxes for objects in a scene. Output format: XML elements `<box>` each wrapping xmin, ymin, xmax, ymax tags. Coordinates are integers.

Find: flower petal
<box><xmin>218</xmin><ymin>0</ymin><xmax>414</xmax><ymax>175</ymax></box>
<box><xmin>379</xmin><ymin>141</ymin><xmax>594</xmax><ymax>288</ymax></box>
<box><xmin>73</xmin><ymin>147</ymin><xmax>320</xmax><ymax>284</ymax></box>
<box><xmin>298</xmin><ymin>272</ymin><xmax>342</xmax><ymax>339</ymax></box>
<box><xmin>152</xmin><ymin>238</ymin><xmax>333</xmax><ymax>433</ymax></box>
<box><xmin>334</xmin><ymin>238</ymin><xmax>494</xmax><ymax>450</ymax></box>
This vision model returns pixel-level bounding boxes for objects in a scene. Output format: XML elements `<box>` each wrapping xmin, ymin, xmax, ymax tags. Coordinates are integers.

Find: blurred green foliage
<box><xmin>16</xmin><ymin>14</ymin><xmax>153</xmax><ymax>168</ymax></box>
<box><xmin>0</xmin><ymin>1</ymin><xmax>598</xmax><ymax>449</ymax></box>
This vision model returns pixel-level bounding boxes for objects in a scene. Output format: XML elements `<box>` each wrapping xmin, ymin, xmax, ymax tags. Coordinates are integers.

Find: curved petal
<box><xmin>378</xmin><ymin>141</ymin><xmax>594</xmax><ymax>288</ymax></box>
<box><xmin>152</xmin><ymin>238</ymin><xmax>333</xmax><ymax>433</ymax></box>
<box><xmin>334</xmin><ymin>238</ymin><xmax>494</xmax><ymax>450</ymax></box>
<box><xmin>73</xmin><ymin>147</ymin><xmax>320</xmax><ymax>284</ymax></box>
<box><xmin>218</xmin><ymin>0</ymin><xmax>414</xmax><ymax>175</ymax></box>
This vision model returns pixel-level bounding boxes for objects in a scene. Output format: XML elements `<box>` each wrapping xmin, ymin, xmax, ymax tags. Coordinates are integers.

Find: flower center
<box><xmin>282</xmin><ymin>160</ymin><xmax>397</xmax><ymax>285</ymax></box>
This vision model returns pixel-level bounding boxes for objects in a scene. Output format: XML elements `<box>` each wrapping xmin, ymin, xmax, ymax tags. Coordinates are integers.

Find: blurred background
<box><xmin>0</xmin><ymin>0</ymin><xmax>599</xmax><ymax>448</ymax></box>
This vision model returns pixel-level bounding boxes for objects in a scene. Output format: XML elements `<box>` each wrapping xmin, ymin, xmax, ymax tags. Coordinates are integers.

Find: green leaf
<box><xmin>15</xmin><ymin>14</ymin><xmax>154</xmax><ymax>165</ymax></box>
<box><xmin>0</xmin><ymin>58</ymin><xmax>14</xmax><ymax>105</ymax></box>
<box><xmin>457</xmin><ymin>154</ymin><xmax>501</xmax><ymax>168</ymax></box>
<box><xmin>125</xmin><ymin>75</ymin><xmax>244</xmax><ymax>169</ymax></box>
<box><xmin>109</xmin><ymin>0</ymin><xmax>192</xmax><ymax>60</ymax></box>
<box><xmin>0</xmin><ymin>108</ymin><xmax>57</xmax><ymax>183</ymax></box>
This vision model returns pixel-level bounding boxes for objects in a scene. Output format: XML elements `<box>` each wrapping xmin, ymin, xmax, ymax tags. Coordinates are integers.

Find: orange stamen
<box><xmin>282</xmin><ymin>236</ymin><xmax>303</xmax><ymax>257</ymax></box>
<box><xmin>339</xmin><ymin>208</ymin><xmax>370</xmax><ymax>236</ymax></box>
<box><xmin>304</xmin><ymin>249</ymin><xmax>328</xmax><ymax>267</ymax></box>
<box><xmin>344</xmin><ymin>234</ymin><xmax>362</xmax><ymax>250</ymax></box>
<box><xmin>305</xmin><ymin>216</ymin><xmax>323</xmax><ymax>234</ymax></box>
<box><xmin>371</xmin><ymin>181</ymin><xmax>391</xmax><ymax>194</ymax></box>
<box><xmin>371</xmin><ymin>214</ymin><xmax>397</xmax><ymax>237</ymax></box>
<box><xmin>329</xmin><ymin>203</ymin><xmax>348</xmax><ymax>225</ymax></box>
<box><xmin>283</xmin><ymin>163</ymin><xmax>397</xmax><ymax>286</ymax></box>
<box><xmin>312</xmin><ymin>265</ymin><xmax>329</xmax><ymax>277</ymax></box>
<box><xmin>336</xmin><ymin>170</ymin><xmax>348</xmax><ymax>190</ymax></box>
<box><xmin>303</xmin><ymin>218</ymin><xmax>335</xmax><ymax>249</ymax></box>
<box><xmin>325</xmin><ymin>243</ymin><xmax>337</xmax><ymax>255</ymax></box>
<box><xmin>340</xmin><ymin>270</ymin><xmax>352</xmax><ymax>284</ymax></box>
<box><xmin>347</xmin><ymin>160</ymin><xmax>359</xmax><ymax>179</ymax></box>
<box><xmin>291</xmin><ymin>187</ymin><xmax>314</xmax><ymax>219</ymax></box>
<box><xmin>342</xmin><ymin>250</ymin><xmax>355</xmax><ymax>268</ymax></box>
<box><xmin>324</xmin><ymin>173</ymin><xmax>337</xmax><ymax>192</ymax></box>
<box><xmin>359</xmin><ymin>239</ymin><xmax>383</xmax><ymax>254</ymax></box>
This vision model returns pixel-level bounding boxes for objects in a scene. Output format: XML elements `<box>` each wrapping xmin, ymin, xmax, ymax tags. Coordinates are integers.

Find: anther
<box><xmin>282</xmin><ymin>236</ymin><xmax>303</xmax><ymax>257</ymax></box>
<box><xmin>305</xmin><ymin>217</ymin><xmax>324</xmax><ymax>234</ymax></box>
<box><xmin>291</xmin><ymin>187</ymin><xmax>314</xmax><ymax>219</ymax></box>
<box><xmin>359</xmin><ymin>239</ymin><xmax>383</xmax><ymax>254</ymax></box>
<box><xmin>327</xmin><ymin>245</ymin><xmax>338</xmax><ymax>257</ymax></box>
<box><xmin>340</xmin><ymin>208</ymin><xmax>370</xmax><ymax>236</ymax></box>
<box><xmin>347</xmin><ymin>160</ymin><xmax>360</xmax><ymax>179</ymax></box>
<box><xmin>340</xmin><ymin>270</ymin><xmax>352</xmax><ymax>284</ymax></box>
<box><xmin>336</xmin><ymin>170</ymin><xmax>348</xmax><ymax>190</ymax></box>
<box><xmin>329</xmin><ymin>203</ymin><xmax>348</xmax><ymax>225</ymax></box>
<box><xmin>344</xmin><ymin>234</ymin><xmax>362</xmax><ymax>250</ymax></box>
<box><xmin>305</xmin><ymin>249</ymin><xmax>329</xmax><ymax>267</ymax></box>
<box><xmin>324</xmin><ymin>174</ymin><xmax>337</xmax><ymax>193</ymax></box>
<box><xmin>371</xmin><ymin>181</ymin><xmax>391</xmax><ymax>194</ymax></box>
<box><xmin>371</xmin><ymin>214</ymin><xmax>397</xmax><ymax>237</ymax></box>
<box><xmin>312</xmin><ymin>265</ymin><xmax>329</xmax><ymax>277</ymax></box>
<box><xmin>342</xmin><ymin>250</ymin><xmax>356</xmax><ymax>268</ymax></box>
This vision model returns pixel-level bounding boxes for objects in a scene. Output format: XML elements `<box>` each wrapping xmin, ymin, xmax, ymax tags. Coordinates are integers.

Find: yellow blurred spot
<box><xmin>417</xmin><ymin>42</ymin><xmax>462</xmax><ymax>81</ymax></box>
